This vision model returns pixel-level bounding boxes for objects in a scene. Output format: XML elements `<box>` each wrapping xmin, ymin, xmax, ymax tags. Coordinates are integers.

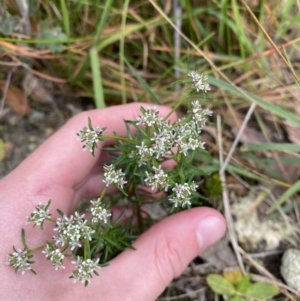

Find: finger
<box><xmin>4</xmin><ymin>104</ymin><xmax>177</xmax><ymax>211</ymax></box>
<box><xmin>14</xmin><ymin>103</ymin><xmax>176</xmax><ymax>187</ymax></box>
<box><xmin>83</xmin><ymin>207</ymin><xmax>226</xmax><ymax>301</ymax></box>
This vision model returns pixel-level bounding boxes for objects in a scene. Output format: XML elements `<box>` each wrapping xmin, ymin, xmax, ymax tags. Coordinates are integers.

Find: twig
<box><xmin>239</xmin><ymin>247</ymin><xmax>299</xmax><ymax>299</ymax></box>
<box><xmin>220</xmin><ymin>102</ymin><xmax>256</xmax><ymax>174</ymax></box>
<box><xmin>217</xmin><ymin>115</ymin><xmax>246</xmax><ymax>274</ymax></box>
<box><xmin>0</xmin><ymin>72</ymin><xmax>12</xmax><ymax>120</ymax></box>
<box><xmin>173</xmin><ymin>0</ymin><xmax>182</xmax><ymax>91</ymax></box>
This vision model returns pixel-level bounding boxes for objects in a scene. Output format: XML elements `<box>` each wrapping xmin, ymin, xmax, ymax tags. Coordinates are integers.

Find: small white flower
<box><xmin>90</xmin><ymin>198</ymin><xmax>112</xmax><ymax>224</ymax></box>
<box><xmin>151</xmin><ymin>121</ymin><xmax>175</xmax><ymax>159</ymax></box>
<box><xmin>188</xmin><ymin>70</ymin><xmax>210</xmax><ymax>93</ymax></box>
<box><xmin>169</xmin><ymin>182</ymin><xmax>198</xmax><ymax>208</ymax></box>
<box><xmin>53</xmin><ymin>212</ymin><xmax>94</xmax><ymax>250</ymax></box>
<box><xmin>7</xmin><ymin>247</ymin><xmax>33</xmax><ymax>275</ymax></box>
<box><xmin>135</xmin><ymin>141</ymin><xmax>155</xmax><ymax>166</ymax></box>
<box><xmin>173</xmin><ymin>118</ymin><xmax>206</xmax><ymax>155</ymax></box>
<box><xmin>191</xmin><ymin>100</ymin><xmax>213</xmax><ymax>128</ymax></box>
<box><xmin>77</xmin><ymin>119</ymin><xmax>106</xmax><ymax>154</ymax></box>
<box><xmin>136</xmin><ymin>107</ymin><xmax>162</xmax><ymax>126</ymax></box>
<box><xmin>144</xmin><ymin>165</ymin><xmax>169</xmax><ymax>191</ymax></box>
<box><xmin>26</xmin><ymin>200</ymin><xmax>51</xmax><ymax>229</ymax></box>
<box><xmin>71</xmin><ymin>257</ymin><xmax>100</xmax><ymax>285</ymax></box>
<box><xmin>102</xmin><ymin>164</ymin><xmax>127</xmax><ymax>189</ymax></box>
<box><xmin>43</xmin><ymin>244</ymin><xmax>65</xmax><ymax>270</ymax></box>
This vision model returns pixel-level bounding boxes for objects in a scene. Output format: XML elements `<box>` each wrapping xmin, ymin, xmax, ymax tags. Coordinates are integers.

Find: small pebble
<box><xmin>280</xmin><ymin>248</ymin><xmax>300</xmax><ymax>292</ymax></box>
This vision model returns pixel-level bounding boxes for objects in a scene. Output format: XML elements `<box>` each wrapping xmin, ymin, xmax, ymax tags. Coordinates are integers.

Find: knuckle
<box><xmin>153</xmin><ymin>235</ymin><xmax>185</xmax><ymax>283</ymax></box>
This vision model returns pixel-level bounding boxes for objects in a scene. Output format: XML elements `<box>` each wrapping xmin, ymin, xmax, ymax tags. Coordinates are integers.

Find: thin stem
<box><xmin>29</xmin><ymin>244</ymin><xmax>46</xmax><ymax>254</ymax></box>
<box><xmin>47</xmin><ymin>218</ymin><xmax>56</xmax><ymax>223</ymax></box>
<box><xmin>98</xmin><ymin>187</ymin><xmax>107</xmax><ymax>202</ymax></box>
<box><xmin>164</xmin><ymin>97</ymin><xmax>187</xmax><ymax>120</ymax></box>
<box><xmin>101</xmin><ymin>134</ymin><xmax>139</xmax><ymax>144</ymax></box>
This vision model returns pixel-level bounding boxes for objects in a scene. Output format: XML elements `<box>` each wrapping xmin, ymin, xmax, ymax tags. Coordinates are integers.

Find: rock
<box><xmin>280</xmin><ymin>249</ymin><xmax>300</xmax><ymax>292</ymax></box>
<box><xmin>231</xmin><ymin>192</ymin><xmax>297</xmax><ymax>251</ymax></box>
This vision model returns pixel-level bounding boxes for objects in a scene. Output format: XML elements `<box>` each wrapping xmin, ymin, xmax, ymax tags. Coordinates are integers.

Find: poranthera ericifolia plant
<box><xmin>7</xmin><ymin>70</ymin><xmax>212</xmax><ymax>286</ymax></box>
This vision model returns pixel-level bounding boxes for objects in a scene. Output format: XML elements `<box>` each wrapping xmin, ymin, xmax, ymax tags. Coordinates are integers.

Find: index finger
<box><xmin>8</xmin><ymin>103</ymin><xmax>177</xmax><ymax>190</ymax></box>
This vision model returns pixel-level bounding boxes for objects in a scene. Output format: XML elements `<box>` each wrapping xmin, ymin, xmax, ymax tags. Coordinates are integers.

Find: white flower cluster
<box><xmin>145</xmin><ymin>165</ymin><xmax>169</xmax><ymax>191</ymax></box>
<box><xmin>169</xmin><ymin>182</ymin><xmax>198</xmax><ymax>208</ymax></box>
<box><xmin>6</xmin><ymin>247</ymin><xmax>33</xmax><ymax>275</ymax></box>
<box><xmin>42</xmin><ymin>243</ymin><xmax>65</xmax><ymax>270</ymax></box>
<box><xmin>26</xmin><ymin>200</ymin><xmax>51</xmax><ymax>228</ymax></box>
<box><xmin>191</xmin><ymin>100</ymin><xmax>213</xmax><ymax>128</ymax></box>
<box><xmin>53</xmin><ymin>212</ymin><xmax>94</xmax><ymax>250</ymax></box>
<box><xmin>71</xmin><ymin>256</ymin><xmax>100</xmax><ymax>285</ymax></box>
<box><xmin>173</xmin><ymin>100</ymin><xmax>212</xmax><ymax>156</ymax></box>
<box><xmin>102</xmin><ymin>164</ymin><xmax>127</xmax><ymax>189</ymax></box>
<box><xmin>130</xmin><ymin>140</ymin><xmax>154</xmax><ymax>167</ymax></box>
<box><xmin>151</xmin><ymin>120</ymin><xmax>175</xmax><ymax>159</ymax></box>
<box><xmin>136</xmin><ymin>106</ymin><xmax>160</xmax><ymax>126</ymax></box>
<box><xmin>90</xmin><ymin>198</ymin><xmax>112</xmax><ymax>223</ymax></box>
<box><xmin>188</xmin><ymin>70</ymin><xmax>210</xmax><ymax>93</ymax></box>
<box><xmin>133</xmin><ymin>101</ymin><xmax>211</xmax><ymax>162</ymax></box>
<box><xmin>77</xmin><ymin>121</ymin><xmax>106</xmax><ymax>153</ymax></box>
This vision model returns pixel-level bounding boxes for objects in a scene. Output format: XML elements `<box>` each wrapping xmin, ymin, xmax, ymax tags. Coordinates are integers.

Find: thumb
<box><xmin>96</xmin><ymin>207</ymin><xmax>226</xmax><ymax>301</ymax></box>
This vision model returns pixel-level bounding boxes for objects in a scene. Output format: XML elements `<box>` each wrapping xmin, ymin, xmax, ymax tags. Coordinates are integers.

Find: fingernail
<box><xmin>196</xmin><ymin>216</ymin><xmax>226</xmax><ymax>251</ymax></box>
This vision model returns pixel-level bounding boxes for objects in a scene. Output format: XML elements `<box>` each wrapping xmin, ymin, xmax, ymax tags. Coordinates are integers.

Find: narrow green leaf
<box><xmin>60</xmin><ymin>0</ymin><xmax>70</xmax><ymax>37</ymax></box>
<box><xmin>94</xmin><ymin>0</ymin><xmax>114</xmax><ymax>45</ymax></box>
<box><xmin>56</xmin><ymin>209</ymin><xmax>64</xmax><ymax>217</ymax></box>
<box><xmin>206</xmin><ymin>274</ymin><xmax>236</xmax><ymax>296</ymax></box>
<box><xmin>209</xmin><ymin>77</ymin><xmax>300</xmax><ymax>127</ymax></box>
<box><xmin>45</xmin><ymin>199</ymin><xmax>52</xmax><ymax>211</ymax></box>
<box><xmin>268</xmin><ymin>179</ymin><xmax>300</xmax><ymax>213</ymax></box>
<box><xmin>120</xmin><ymin>0</ymin><xmax>130</xmax><ymax>104</ymax></box>
<box><xmin>124</xmin><ymin>57</ymin><xmax>161</xmax><ymax>104</ymax></box>
<box><xmin>90</xmin><ymin>47</ymin><xmax>105</xmax><ymax>108</ymax></box>
<box><xmin>241</xmin><ymin>143</ymin><xmax>300</xmax><ymax>152</ymax></box>
<box><xmin>60</xmin><ymin>0</ymin><xmax>71</xmax><ymax>76</ymax></box>
<box><xmin>21</xmin><ymin>229</ymin><xmax>28</xmax><ymax>249</ymax></box>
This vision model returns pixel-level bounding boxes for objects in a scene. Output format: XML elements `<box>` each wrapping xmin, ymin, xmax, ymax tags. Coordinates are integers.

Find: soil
<box><xmin>0</xmin><ymin>100</ymin><xmax>93</xmax><ymax>178</ymax></box>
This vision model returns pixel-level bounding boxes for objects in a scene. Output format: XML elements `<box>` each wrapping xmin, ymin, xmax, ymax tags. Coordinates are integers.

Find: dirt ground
<box><xmin>0</xmin><ymin>100</ymin><xmax>93</xmax><ymax>178</ymax></box>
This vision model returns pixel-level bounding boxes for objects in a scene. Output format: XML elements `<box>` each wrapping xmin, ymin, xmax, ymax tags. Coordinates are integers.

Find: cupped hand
<box><xmin>0</xmin><ymin>103</ymin><xmax>226</xmax><ymax>301</ymax></box>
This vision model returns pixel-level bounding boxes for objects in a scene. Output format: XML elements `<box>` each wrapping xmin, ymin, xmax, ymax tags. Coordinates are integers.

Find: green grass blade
<box><xmin>90</xmin><ymin>47</ymin><xmax>105</xmax><ymax>108</ymax></box>
<box><xmin>241</xmin><ymin>143</ymin><xmax>300</xmax><ymax>152</ymax></box>
<box><xmin>267</xmin><ymin>179</ymin><xmax>300</xmax><ymax>213</ymax></box>
<box><xmin>94</xmin><ymin>0</ymin><xmax>114</xmax><ymax>44</ymax></box>
<box><xmin>124</xmin><ymin>57</ymin><xmax>161</xmax><ymax>104</ymax></box>
<box><xmin>209</xmin><ymin>77</ymin><xmax>300</xmax><ymax>127</ymax></box>
<box><xmin>120</xmin><ymin>0</ymin><xmax>130</xmax><ymax>104</ymax></box>
<box><xmin>60</xmin><ymin>0</ymin><xmax>71</xmax><ymax>77</ymax></box>
<box><xmin>60</xmin><ymin>0</ymin><xmax>70</xmax><ymax>37</ymax></box>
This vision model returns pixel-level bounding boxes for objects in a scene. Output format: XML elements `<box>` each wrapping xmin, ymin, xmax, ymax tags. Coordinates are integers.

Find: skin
<box><xmin>0</xmin><ymin>103</ymin><xmax>226</xmax><ymax>301</ymax></box>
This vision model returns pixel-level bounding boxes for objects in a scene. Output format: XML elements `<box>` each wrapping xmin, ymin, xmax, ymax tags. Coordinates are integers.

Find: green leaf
<box><xmin>209</xmin><ymin>77</ymin><xmax>300</xmax><ymax>127</ymax></box>
<box><xmin>0</xmin><ymin>138</ymin><xmax>5</xmax><ymax>161</ymax></box>
<box><xmin>37</xmin><ymin>23</ymin><xmax>67</xmax><ymax>53</ymax></box>
<box><xmin>56</xmin><ymin>209</ymin><xmax>64</xmax><ymax>217</ymax></box>
<box><xmin>124</xmin><ymin>57</ymin><xmax>161</xmax><ymax>104</ymax></box>
<box><xmin>206</xmin><ymin>274</ymin><xmax>236</xmax><ymax>296</ymax></box>
<box><xmin>45</xmin><ymin>199</ymin><xmax>52</xmax><ymax>211</ymax></box>
<box><xmin>267</xmin><ymin>179</ymin><xmax>300</xmax><ymax>213</ymax></box>
<box><xmin>0</xmin><ymin>8</ymin><xmax>20</xmax><ymax>36</ymax></box>
<box><xmin>241</xmin><ymin>143</ymin><xmax>300</xmax><ymax>152</ymax></box>
<box><xmin>245</xmin><ymin>282</ymin><xmax>279</xmax><ymax>299</ymax></box>
<box><xmin>236</xmin><ymin>275</ymin><xmax>251</xmax><ymax>293</ymax></box>
<box><xmin>90</xmin><ymin>47</ymin><xmax>105</xmax><ymax>108</ymax></box>
<box><xmin>229</xmin><ymin>296</ymin><xmax>246</xmax><ymax>301</ymax></box>
<box><xmin>21</xmin><ymin>229</ymin><xmax>29</xmax><ymax>249</ymax></box>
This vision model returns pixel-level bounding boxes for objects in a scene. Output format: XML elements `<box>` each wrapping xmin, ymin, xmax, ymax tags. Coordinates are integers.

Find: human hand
<box><xmin>0</xmin><ymin>103</ymin><xmax>226</xmax><ymax>301</ymax></box>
